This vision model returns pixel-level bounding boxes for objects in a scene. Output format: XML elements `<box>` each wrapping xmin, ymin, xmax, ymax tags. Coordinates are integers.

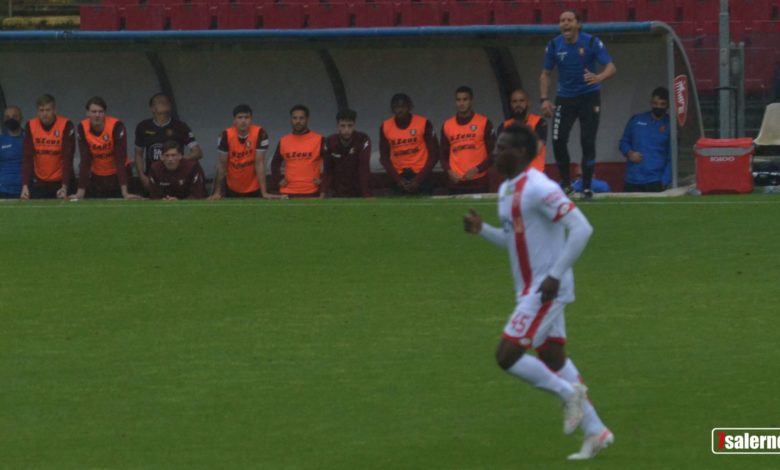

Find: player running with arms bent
<box><xmin>463</xmin><ymin>123</ymin><xmax>613</xmax><ymax>460</ymax></box>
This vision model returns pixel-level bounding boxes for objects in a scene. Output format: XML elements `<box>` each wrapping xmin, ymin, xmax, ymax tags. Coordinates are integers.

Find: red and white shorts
<box><xmin>502</xmin><ymin>294</ymin><xmax>567</xmax><ymax>350</ymax></box>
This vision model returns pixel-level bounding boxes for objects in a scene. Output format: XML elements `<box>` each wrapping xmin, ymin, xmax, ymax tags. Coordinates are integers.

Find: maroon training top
<box><xmin>322</xmin><ymin>131</ymin><xmax>372</xmax><ymax>198</ymax></box>
<box><xmin>148</xmin><ymin>159</ymin><xmax>206</xmax><ymax>199</ymax></box>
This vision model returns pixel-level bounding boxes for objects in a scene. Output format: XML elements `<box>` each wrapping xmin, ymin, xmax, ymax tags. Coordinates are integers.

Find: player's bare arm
<box><xmin>186</xmin><ymin>143</ymin><xmax>204</xmax><ymax>161</ymax></box>
<box><xmin>583</xmin><ymin>63</ymin><xmax>617</xmax><ymax>86</ymax></box>
<box><xmin>539</xmin><ymin>69</ymin><xmax>554</xmax><ymax>118</ymax></box>
<box><xmin>209</xmin><ymin>152</ymin><xmax>228</xmax><ymax>200</ymax></box>
<box><xmin>134</xmin><ymin>146</ymin><xmax>149</xmax><ymax>190</ymax></box>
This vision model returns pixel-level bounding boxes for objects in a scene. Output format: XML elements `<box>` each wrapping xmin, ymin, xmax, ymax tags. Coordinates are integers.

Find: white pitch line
<box><xmin>0</xmin><ymin>199</ymin><xmax>779</xmax><ymax>209</ymax></box>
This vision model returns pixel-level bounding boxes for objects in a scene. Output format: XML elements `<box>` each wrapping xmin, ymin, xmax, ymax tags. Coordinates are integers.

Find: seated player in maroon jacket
<box><xmin>321</xmin><ymin>108</ymin><xmax>372</xmax><ymax>198</ymax></box>
<box><xmin>147</xmin><ymin>140</ymin><xmax>206</xmax><ymax>200</ymax></box>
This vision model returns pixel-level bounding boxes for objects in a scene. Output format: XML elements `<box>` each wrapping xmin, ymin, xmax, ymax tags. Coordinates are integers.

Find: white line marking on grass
<box><xmin>0</xmin><ymin>199</ymin><xmax>779</xmax><ymax>209</ymax></box>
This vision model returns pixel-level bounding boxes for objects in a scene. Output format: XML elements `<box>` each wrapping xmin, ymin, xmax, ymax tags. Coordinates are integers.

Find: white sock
<box><xmin>507</xmin><ymin>354</ymin><xmax>575</xmax><ymax>401</ymax></box>
<box><xmin>558</xmin><ymin>358</ymin><xmax>606</xmax><ymax>436</ymax></box>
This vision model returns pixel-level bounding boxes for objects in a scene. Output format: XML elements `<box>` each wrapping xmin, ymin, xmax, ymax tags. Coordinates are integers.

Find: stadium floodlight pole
<box><xmin>718</xmin><ymin>0</ymin><xmax>731</xmax><ymax>138</ymax></box>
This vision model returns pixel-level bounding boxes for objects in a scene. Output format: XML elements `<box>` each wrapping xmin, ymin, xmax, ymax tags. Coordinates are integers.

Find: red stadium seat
<box><xmin>397</xmin><ymin>2</ymin><xmax>442</xmax><ymax>26</ymax></box>
<box><xmin>216</xmin><ymin>3</ymin><xmax>257</xmax><ymax>29</ymax></box>
<box><xmin>101</xmin><ymin>0</ymin><xmax>138</xmax><ymax>6</ymax></box>
<box><xmin>493</xmin><ymin>0</ymin><xmax>536</xmax><ymax>25</ymax></box>
<box><xmin>80</xmin><ymin>4</ymin><xmax>121</xmax><ymax>30</ymax></box>
<box><xmin>170</xmin><ymin>3</ymin><xmax>211</xmax><ymax>30</ymax></box>
<box><xmin>307</xmin><ymin>3</ymin><xmax>351</xmax><ymax>28</ymax></box>
<box><xmin>735</xmin><ymin>0</ymin><xmax>780</xmax><ymax>21</ymax></box>
<box><xmin>587</xmin><ymin>0</ymin><xmax>628</xmax><ymax>22</ymax></box>
<box><xmin>260</xmin><ymin>3</ymin><xmax>305</xmax><ymax>28</ymax></box>
<box><xmin>626</xmin><ymin>0</ymin><xmax>674</xmax><ymax>22</ymax></box>
<box><xmin>674</xmin><ymin>0</ymin><xmax>719</xmax><ymax>23</ymax></box>
<box><xmin>539</xmin><ymin>1</ymin><xmax>585</xmax><ymax>25</ymax></box>
<box><xmin>444</xmin><ymin>1</ymin><xmax>491</xmax><ymax>26</ymax></box>
<box><xmin>123</xmin><ymin>4</ymin><xmax>167</xmax><ymax>30</ymax></box>
<box><xmin>687</xmin><ymin>48</ymin><xmax>718</xmax><ymax>92</ymax></box>
<box><xmin>352</xmin><ymin>2</ymin><xmax>395</xmax><ymax>27</ymax></box>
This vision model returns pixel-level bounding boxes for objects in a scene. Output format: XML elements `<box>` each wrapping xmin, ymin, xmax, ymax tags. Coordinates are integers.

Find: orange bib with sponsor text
<box><xmin>226</xmin><ymin>125</ymin><xmax>262</xmax><ymax>194</ymax></box>
<box><xmin>29</xmin><ymin>116</ymin><xmax>69</xmax><ymax>182</ymax></box>
<box><xmin>81</xmin><ymin>117</ymin><xmax>126</xmax><ymax>176</ymax></box>
<box><xmin>443</xmin><ymin>113</ymin><xmax>488</xmax><ymax>180</ymax></box>
<box><xmin>279</xmin><ymin>131</ymin><xmax>323</xmax><ymax>195</ymax></box>
<box><xmin>503</xmin><ymin>114</ymin><xmax>546</xmax><ymax>172</ymax></box>
<box><xmin>382</xmin><ymin>114</ymin><xmax>429</xmax><ymax>174</ymax></box>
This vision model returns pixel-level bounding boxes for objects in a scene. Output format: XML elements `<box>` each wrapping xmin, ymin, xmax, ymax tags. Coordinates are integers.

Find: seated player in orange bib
<box><xmin>72</xmin><ymin>96</ymin><xmax>140</xmax><ymax>200</ymax></box>
<box><xmin>440</xmin><ymin>86</ymin><xmax>496</xmax><ymax>195</ymax></box>
<box><xmin>210</xmin><ymin>104</ymin><xmax>273</xmax><ymax>199</ymax></box>
<box><xmin>378</xmin><ymin>93</ymin><xmax>438</xmax><ymax>195</ymax></box>
<box><xmin>495</xmin><ymin>88</ymin><xmax>548</xmax><ymax>186</ymax></box>
<box><xmin>20</xmin><ymin>94</ymin><xmax>75</xmax><ymax>199</ymax></box>
<box><xmin>271</xmin><ymin>104</ymin><xmax>326</xmax><ymax>199</ymax></box>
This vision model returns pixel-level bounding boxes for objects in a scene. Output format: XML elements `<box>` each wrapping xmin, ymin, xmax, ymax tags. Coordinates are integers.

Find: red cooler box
<box><xmin>694</xmin><ymin>138</ymin><xmax>754</xmax><ymax>194</ymax></box>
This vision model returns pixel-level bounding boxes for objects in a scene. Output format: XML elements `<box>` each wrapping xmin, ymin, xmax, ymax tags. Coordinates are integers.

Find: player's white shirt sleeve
<box><xmin>479</xmin><ymin>180</ymin><xmax>510</xmax><ymax>249</ymax></box>
<box><xmin>549</xmin><ymin>208</ymin><xmax>593</xmax><ymax>279</ymax></box>
<box><xmin>532</xmin><ymin>175</ymin><xmax>594</xmax><ymax>279</ymax></box>
<box><xmin>479</xmin><ymin>223</ymin><xmax>508</xmax><ymax>248</ymax></box>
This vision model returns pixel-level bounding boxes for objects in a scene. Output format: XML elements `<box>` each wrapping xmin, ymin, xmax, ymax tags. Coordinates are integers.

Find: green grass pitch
<box><xmin>1</xmin><ymin>195</ymin><xmax>779</xmax><ymax>469</ymax></box>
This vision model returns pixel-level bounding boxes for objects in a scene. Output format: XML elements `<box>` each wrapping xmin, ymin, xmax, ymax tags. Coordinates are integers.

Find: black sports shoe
<box><xmin>562</xmin><ymin>185</ymin><xmax>575</xmax><ymax>196</ymax></box>
<box><xmin>582</xmin><ymin>189</ymin><xmax>594</xmax><ymax>201</ymax></box>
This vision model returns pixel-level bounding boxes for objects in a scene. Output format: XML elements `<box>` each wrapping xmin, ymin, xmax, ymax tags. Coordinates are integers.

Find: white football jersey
<box><xmin>496</xmin><ymin>169</ymin><xmax>577</xmax><ymax>302</ymax></box>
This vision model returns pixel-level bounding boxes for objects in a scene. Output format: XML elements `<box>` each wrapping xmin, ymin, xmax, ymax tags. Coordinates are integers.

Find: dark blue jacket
<box><xmin>0</xmin><ymin>132</ymin><xmax>24</xmax><ymax>195</ymax></box>
<box><xmin>619</xmin><ymin>111</ymin><xmax>671</xmax><ymax>185</ymax></box>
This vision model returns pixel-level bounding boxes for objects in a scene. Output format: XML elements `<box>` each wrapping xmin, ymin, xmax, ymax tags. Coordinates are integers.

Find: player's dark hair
<box><xmin>148</xmin><ymin>92</ymin><xmax>171</xmax><ymax>107</ymax></box>
<box><xmin>336</xmin><ymin>108</ymin><xmax>357</xmax><ymax>123</ymax></box>
<box><xmin>233</xmin><ymin>104</ymin><xmax>253</xmax><ymax>117</ymax></box>
<box><xmin>390</xmin><ymin>93</ymin><xmax>413</xmax><ymax>108</ymax></box>
<box><xmin>162</xmin><ymin>139</ymin><xmax>182</xmax><ymax>154</ymax></box>
<box><xmin>85</xmin><ymin>96</ymin><xmax>107</xmax><ymax>111</ymax></box>
<box><xmin>36</xmin><ymin>94</ymin><xmax>56</xmax><ymax>108</ymax></box>
<box><xmin>561</xmin><ymin>9</ymin><xmax>582</xmax><ymax>23</ymax></box>
<box><xmin>455</xmin><ymin>86</ymin><xmax>474</xmax><ymax>98</ymax></box>
<box><xmin>652</xmin><ymin>86</ymin><xmax>669</xmax><ymax>102</ymax></box>
<box><xmin>290</xmin><ymin>104</ymin><xmax>310</xmax><ymax>117</ymax></box>
<box><xmin>500</xmin><ymin>123</ymin><xmax>538</xmax><ymax>160</ymax></box>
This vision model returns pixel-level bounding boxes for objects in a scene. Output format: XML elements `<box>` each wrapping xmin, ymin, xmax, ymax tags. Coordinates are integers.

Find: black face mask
<box><xmin>651</xmin><ymin>107</ymin><xmax>667</xmax><ymax>118</ymax></box>
<box><xmin>4</xmin><ymin>118</ymin><xmax>20</xmax><ymax>132</ymax></box>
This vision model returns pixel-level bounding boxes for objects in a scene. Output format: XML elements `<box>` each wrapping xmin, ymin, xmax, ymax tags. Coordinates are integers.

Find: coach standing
<box><xmin>540</xmin><ymin>9</ymin><xmax>616</xmax><ymax>200</ymax></box>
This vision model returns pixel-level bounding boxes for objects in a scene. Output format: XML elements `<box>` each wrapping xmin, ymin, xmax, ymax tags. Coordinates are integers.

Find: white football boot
<box><xmin>568</xmin><ymin>428</ymin><xmax>615</xmax><ymax>460</ymax></box>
